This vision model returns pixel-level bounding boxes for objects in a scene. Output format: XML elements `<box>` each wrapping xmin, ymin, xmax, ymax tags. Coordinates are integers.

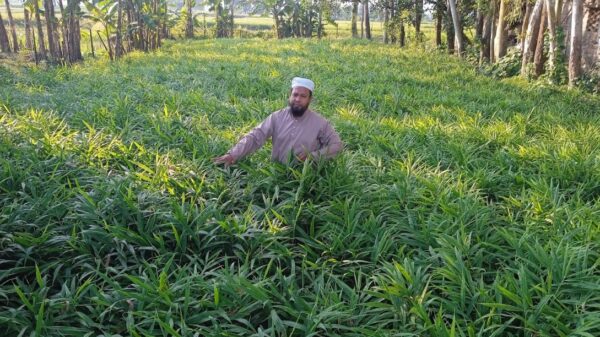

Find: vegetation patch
<box><xmin>1</xmin><ymin>38</ymin><xmax>599</xmax><ymax>336</ymax></box>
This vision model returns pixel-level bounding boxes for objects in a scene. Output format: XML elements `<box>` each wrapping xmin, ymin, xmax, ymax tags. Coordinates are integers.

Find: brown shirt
<box><xmin>228</xmin><ymin>107</ymin><xmax>343</xmax><ymax>163</ymax></box>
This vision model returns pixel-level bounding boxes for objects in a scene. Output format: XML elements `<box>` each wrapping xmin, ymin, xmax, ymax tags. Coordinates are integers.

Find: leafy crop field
<box><xmin>1</xmin><ymin>38</ymin><xmax>599</xmax><ymax>336</ymax></box>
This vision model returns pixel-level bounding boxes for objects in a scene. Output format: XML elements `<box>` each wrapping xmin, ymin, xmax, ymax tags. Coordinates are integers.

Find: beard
<box><xmin>289</xmin><ymin>101</ymin><xmax>309</xmax><ymax>117</ymax></box>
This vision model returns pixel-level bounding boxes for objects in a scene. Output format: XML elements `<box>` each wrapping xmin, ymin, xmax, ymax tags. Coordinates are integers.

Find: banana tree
<box><xmin>84</xmin><ymin>0</ymin><xmax>119</xmax><ymax>59</ymax></box>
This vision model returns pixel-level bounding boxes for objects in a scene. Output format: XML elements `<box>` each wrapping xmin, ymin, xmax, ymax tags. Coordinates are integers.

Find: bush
<box><xmin>482</xmin><ymin>47</ymin><xmax>522</xmax><ymax>78</ymax></box>
<box><xmin>577</xmin><ymin>66</ymin><xmax>600</xmax><ymax>95</ymax></box>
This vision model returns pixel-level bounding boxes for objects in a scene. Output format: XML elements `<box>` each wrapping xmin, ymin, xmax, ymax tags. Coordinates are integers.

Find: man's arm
<box><xmin>213</xmin><ymin>114</ymin><xmax>275</xmax><ymax>166</ymax></box>
<box><xmin>309</xmin><ymin>121</ymin><xmax>342</xmax><ymax>160</ymax></box>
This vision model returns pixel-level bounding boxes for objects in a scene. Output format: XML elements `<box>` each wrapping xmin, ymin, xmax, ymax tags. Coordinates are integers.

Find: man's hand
<box><xmin>296</xmin><ymin>152</ymin><xmax>308</xmax><ymax>162</ymax></box>
<box><xmin>213</xmin><ymin>154</ymin><xmax>236</xmax><ymax>167</ymax></box>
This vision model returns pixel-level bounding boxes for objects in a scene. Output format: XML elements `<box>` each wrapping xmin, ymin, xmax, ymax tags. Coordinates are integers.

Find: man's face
<box><xmin>288</xmin><ymin>87</ymin><xmax>312</xmax><ymax>117</ymax></box>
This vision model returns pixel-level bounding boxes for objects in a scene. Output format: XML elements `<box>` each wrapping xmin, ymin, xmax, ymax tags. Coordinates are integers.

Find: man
<box><xmin>213</xmin><ymin>77</ymin><xmax>342</xmax><ymax>166</ymax></box>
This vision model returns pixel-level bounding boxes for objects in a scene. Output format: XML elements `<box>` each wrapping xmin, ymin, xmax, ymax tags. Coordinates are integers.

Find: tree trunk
<box><xmin>318</xmin><ymin>1</ymin><xmax>323</xmax><ymax>39</ymax></box>
<box><xmin>105</xmin><ymin>25</ymin><xmax>113</xmax><ymax>60</ymax></box>
<box><xmin>44</xmin><ymin>0</ymin><xmax>58</xmax><ymax>60</ymax></box>
<box><xmin>445</xmin><ymin>4</ymin><xmax>455</xmax><ymax>53</ymax></box>
<box><xmin>568</xmin><ymin>0</ymin><xmax>583</xmax><ymax>87</ymax></box>
<box><xmin>65</xmin><ymin>0</ymin><xmax>82</xmax><ymax>62</ymax></box>
<box><xmin>364</xmin><ymin>0</ymin><xmax>371</xmax><ymax>40</ymax></box>
<box><xmin>351</xmin><ymin>0</ymin><xmax>359</xmax><ymax>38</ymax></box>
<box><xmin>400</xmin><ymin>20</ymin><xmax>405</xmax><ymax>47</ymax></box>
<box><xmin>69</xmin><ymin>4</ymin><xmax>81</xmax><ymax>62</ymax></box>
<box><xmin>494</xmin><ymin>0</ymin><xmax>508</xmax><ymax>60</ymax></box>
<box><xmin>414</xmin><ymin>0</ymin><xmax>423</xmax><ymax>38</ymax></box>
<box><xmin>435</xmin><ymin>7</ymin><xmax>442</xmax><ymax>48</ymax></box>
<box><xmin>34</xmin><ymin>0</ymin><xmax>47</xmax><ymax>59</ymax></box>
<box><xmin>476</xmin><ymin>9</ymin><xmax>484</xmax><ymax>42</ymax></box>
<box><xmin>116</xmin><ymin>0</ymin><xmax>123</xmax><ymax>58</ymax></box>
<box><xmin>58</xmin><ymin>0</ymin><xmax>69</xmax><ymax>61</ymax></box>
<box><xmin>533</xmin><ymin>6</ymin><xmax>547</xmax><ymax>77</ymax></box>
<box><xmin>307</xmin><ymin>10</ymin><xmax>313</xmax><ymax>37</ymax></box>
<box><xmin>32</xmin><ymin>24</ymin><xmax>38</xmax><ymax>63</ymax></box>
<box><xmin>389</xmin><ymin>1</ymin><xmax>396</xmax><ymax>43</ymax></box>
<box><xmin>489</xmin><ymin>1</ymin><xmax>495</xmax><ymax>60</ymax></box>
<box><xmin>272</xmin><ymin>8</ymin><xmax>281</xmax><ymax>39</ymax></box>
<box><xmin>521</xmin><ymin>0</ymin><xmax>544</xmax><ymax>77</ymax></box>
<box><xmin>4</xmin><ymin>0</ymin><xmax>18</xmax><ymax>52</ymax></box>
<box><xmin>383</xmin><ymin>6</ymin><xmax>388</xmax><ymax>44</ymax></box>
<box><xmin>154</xmin><ymin>0</ymin><xmax>160</xmax><ymax>47</ymax></box>
<box><xmin>89</xmin><ymin>27</ymin><xmax>94</xmax><ymax>57</ymax></box>
<box><xmin>481</xmin><ymin>14</ymin><xmax>492</xmax><ymax>64</ymax></box>
<box><xmin>448</xmin><ymin>0</ymin><xmax>464</xmax><ymax>56</ymax></box>
<box><xmin>0</xmin><ymin>12</ymin><xmax>10</xmax><ymax>53</ymax></box>
<box><xmin>545</xmin><ymin>0</ymin><xmax>557</xmax><ymax>74</ymax></box>
<box><xmin>186</xmin><ymin>0</ymin><xmax>194</xmax><ymax>38</ymax></box>
<box><xmin>360</xmin><ymin>1</ymin><xmax>364</xmax><ymax>38</ymax></box>
<box><xmin>163</xmin><ymin>1</ymin><xmax>169</xmax><ymax>39</ymax></box>
<box><xmin>25</xmin><ymin>9</ymin><xmax>33</xmax><ymax>50</ymax></box>
<box><xmin>520</xmin><ymin>1</ymin><xmax>531</xmax><ymax>53</ymax></box>
<box><xmin>230</xmin><ymin>0</ymin><xmax>235</xmax><ymax>38</ymax></box>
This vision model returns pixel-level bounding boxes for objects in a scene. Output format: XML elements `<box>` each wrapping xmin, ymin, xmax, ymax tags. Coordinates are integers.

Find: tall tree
<box><xmin>521</xmin><ymin>0</ymin><xmax>544</xmax><ymax>76</ymax></box>
<box><xmin>414</xmin><ymin>0</ymin><xmax>423</xmax><ymax>38</ymax></box>
<box><xmin>475</xmin><ymin>7</ymin><xmax>484</xmax><ymax>42</ymax></box>
<box><xmin>383</xmin><ymin>1</ymin><xmax>389</xmax><ymax>43</ymax></box>
<box><xmin>115</xmin><ymin>0</ymin><xmax>123</xmax><ymax>58</ymax></box>
<box><xmin>185</xmin><ymin>0</ymin><xmax>194</xmax><ymax>38</ymax></box>
<box><xmin>448</xmin><ymin>0</ymin><xmax>464</xmax><ymax>56</ymax></box>
<box><xmin>33</xmin><ymin>0</ymin><xmax>47</xmax><ymax>59</ymax></box>
<box><xmin>0</xmin><ymin>12</ymin><xmax>10</xmax><ymax>53</ymax></box>
<box><xmin>568</xmin><ymin>0</ymin><xmax>583</xmax><ymax>87</ymax></box>
<box><xmin>533</xmin><ymin>4</ymin><xmax>547</xmax><ymax>77</ymax></box>
<box><xmin>4</xmin><ymin>0</ymin><xmax>19</xmax><ymax>52</ymax></box>
<box><xmin>544</xmin><ymin>0</ymin><xmax>558</xmax><ymax>75</ymax></box>
<box><xmin>24</xmin><ymin>8</ymin><xmax>34</xmax><ymax>50</ymax></box>
<box><xmin>44</xmin><ymin>0</ymin><xmax>59</xmax><ymax>60</ymax></box>
<box><xmin>317</xmin><ymin>0</ymin><xmax>323</xmax><ymax>39</ymax></box>
<box><xmin>360</xmin><ymin>0</ymin><xmax>364</xmax><ymax>37</ymax></box>
<box><xmin>445</xmin><ymin>0</ymin><xmax>455</xmax><ymax>53</ymax></box>
<box><xmin>351</xmin><ymin>0</ymin><xmax>359</xmax><ymax>37</ymax></box>
<box><xmin>435</xmin><ymin>2</ymin><xmax>443</xmax><ymax>48</ymax></box>
<box><xmin>481</xmin><ymin>11</ymin><xmax>492</xmax><ymax>63</ymax></box>
<box><xmin>57</xmin><ymin>0</ymin><xmax>69</xmax><ymax>60</ymax></box>
<box><xmin>494</xmin><ymin>0</ymin><xmax>508</xmax><ymax>61</ymax></box>
<box><xmin>67</xmin><ymin>0</ymin><xmax>82</xmax><ymax>62</ymax></box>
<box><xmin>364</xmin><ymin>0</ymin><xmax>371</xmax><ymax>39</ymax></box>
<box><xmin>519</xmin><ymin>0</ymin><xmax>531</xmax><ymax>55</ymax></box>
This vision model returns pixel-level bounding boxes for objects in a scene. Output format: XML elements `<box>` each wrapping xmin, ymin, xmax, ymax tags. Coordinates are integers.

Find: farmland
<box><xmin>1</xmin><ymin>38</ymin><xmax>600</xmax><ymax>336</ymax></box>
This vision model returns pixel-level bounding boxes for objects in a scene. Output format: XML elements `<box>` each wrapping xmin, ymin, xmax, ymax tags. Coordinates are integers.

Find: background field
<box><xmin>1</xmin><ymin>38</ymin><xmax>600</xmax><ymax>336</ymax></box>
<box><xmin>0</xmin><ymin>3</ymin><xmax>434</xmax><ymax>54</ymax></box>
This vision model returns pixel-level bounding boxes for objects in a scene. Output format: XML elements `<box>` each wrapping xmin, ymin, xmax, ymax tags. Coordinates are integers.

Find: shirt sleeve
<box><xmin>227</xmin><ymin>114</ymin><xmax>275</xmax><ymax>161</ymax></box>
<box><xmin>311</xmin><ymin>121</ymin><xmax>343</xmax><ymax>160</ymax></box>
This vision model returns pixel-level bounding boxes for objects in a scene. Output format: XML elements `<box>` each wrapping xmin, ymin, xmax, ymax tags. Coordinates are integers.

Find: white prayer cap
<box><xmin>291</xmin><ymin>77</ymin><xmax>315</xmax><ymax>92</ymax></box>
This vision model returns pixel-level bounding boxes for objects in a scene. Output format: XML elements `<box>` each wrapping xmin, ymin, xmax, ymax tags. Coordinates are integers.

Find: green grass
<box><xmin>1</xmin><ymin>38</ymin><xmax>600</xmax><ymax>336</ymax></box>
